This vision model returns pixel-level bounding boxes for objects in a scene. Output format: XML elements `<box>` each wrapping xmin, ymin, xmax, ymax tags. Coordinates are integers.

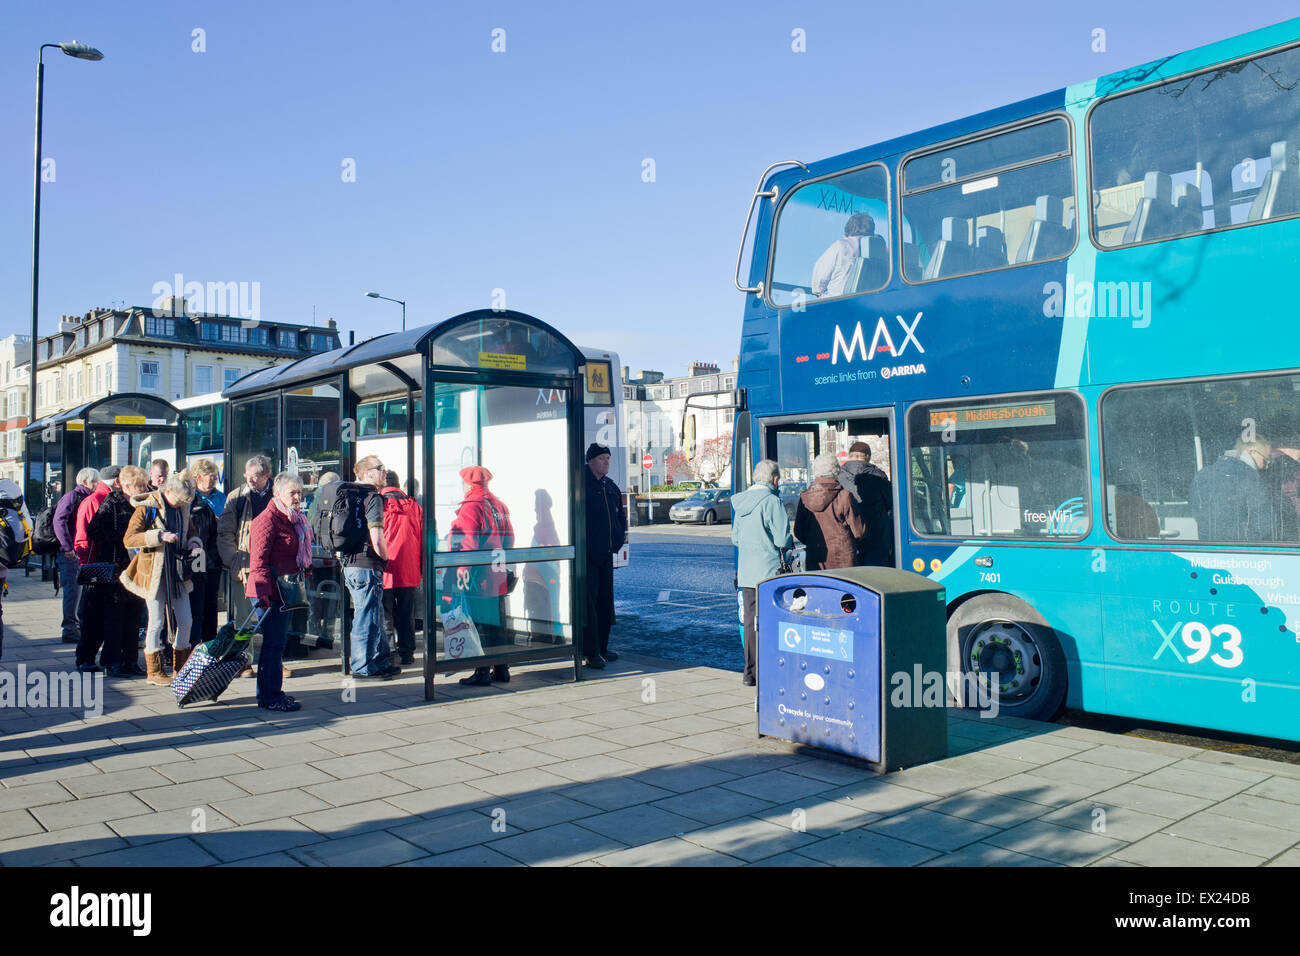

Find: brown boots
<box><xmin>145</xmin><ymin>651</ymin><xmax>171</xmax><ymax>686</ymax></box>
<box><xmin>174</xmin><ymin>646</ymin><xmax>192</xmax><ymax>675</ymax></box>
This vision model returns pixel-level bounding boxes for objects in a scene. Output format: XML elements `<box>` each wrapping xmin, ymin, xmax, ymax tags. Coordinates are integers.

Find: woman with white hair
<box><xmin>245</xmin><ymin>472</ymin><xmax>314</xmax><ymax>711</ymax></box>
<box><xmin>121</xmin><ymin>473</ymin><xmax>204</xmax><ymax>686</ymax></box>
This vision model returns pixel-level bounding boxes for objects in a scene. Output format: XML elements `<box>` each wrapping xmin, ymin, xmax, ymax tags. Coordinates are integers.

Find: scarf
<box><xmin>275</xmin><ymin>497</ymin><xmax>314</xmax><ymax>569</ymax></box>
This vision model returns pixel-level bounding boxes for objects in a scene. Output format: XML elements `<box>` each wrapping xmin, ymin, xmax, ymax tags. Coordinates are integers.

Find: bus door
<box><xmin>761</xmin><ymin>410</ymin><xmax>898</xmax><ymax>568</ymax></box>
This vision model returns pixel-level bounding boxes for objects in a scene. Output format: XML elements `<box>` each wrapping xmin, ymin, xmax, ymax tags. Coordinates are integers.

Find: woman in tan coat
<box><xmin>121</xmin><ymin>474</ymin><xmax>203</xmax><ymax>686</ymax></box>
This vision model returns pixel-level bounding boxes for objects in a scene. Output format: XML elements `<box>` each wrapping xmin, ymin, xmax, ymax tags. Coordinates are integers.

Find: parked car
<box><xmin>669</xmin><ymin>489</ymin><xmax>732</xmax><ymax>525</ymax></box>
<box><xmin>778</xmin><ymin>481</ymin><xmax>806</xmax><ymax>522</ymax></box>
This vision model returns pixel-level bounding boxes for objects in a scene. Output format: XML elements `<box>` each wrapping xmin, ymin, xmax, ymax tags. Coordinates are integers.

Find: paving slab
<box><xmin>984</xmin><ymin>819</ymin><xmax>1128</xmax><ymax>866</ymax></box>
<box><xmin>595</xmin><ymin>836</ymin><xmax>744</xmax><ymax>866</ymax></box>
<box><xmin>1111</xmin><ymin>832</ymin><xmax>1267</xmax><ymax>867</ymax></box>
<box><xmin>288</xmin><ymin>830</ymin><xmax>426</xmax><ymax>867</ymax></box>
<box><xmin>795</xmin><ymin>828</ymin><xmax>939</xmax><ymax>867</ymax></box>
<box><xmin>487</xmin><ymin>821</ymin><xmax>626</xmax><ymax>866</ymax></box>
<box><xmin>1162</xmin><ymin>810</ymin><xmax>1300</xmax><ymax>858</ymax></box>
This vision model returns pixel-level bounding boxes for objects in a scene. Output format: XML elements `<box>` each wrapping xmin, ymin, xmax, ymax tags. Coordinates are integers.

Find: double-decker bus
<box><xmin>731</xmin><ymin>18</ymin><xmax>1300</xmax><ymax>740</ymax></box>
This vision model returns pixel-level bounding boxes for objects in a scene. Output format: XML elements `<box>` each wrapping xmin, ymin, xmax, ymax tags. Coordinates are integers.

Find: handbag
<box><xmin>76</xmin><ymin>562</ymin><xmax>117</xmax><ymax>585</ymax></box>
<box><xmin>276</xmin><ymin>571</ymin><xmax>309</xmax><ymax>610</ymax></box>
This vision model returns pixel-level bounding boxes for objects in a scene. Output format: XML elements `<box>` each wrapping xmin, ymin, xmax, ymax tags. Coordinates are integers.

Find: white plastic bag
<box><xmin>442</xmin><ymin>603</ymin><xmax>484</xmax><ymax>660</ymax></box>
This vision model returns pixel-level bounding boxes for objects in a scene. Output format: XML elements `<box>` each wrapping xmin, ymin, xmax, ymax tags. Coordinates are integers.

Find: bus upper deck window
<box><xmin>901</xmin><ymin>117</ymin><xmax>1075</xmax><ymax>282</ymax></box>
<box><xmin>767</xmin><ymin>163</ymin><xmax>891</xmax><ymax>308</ymax></box>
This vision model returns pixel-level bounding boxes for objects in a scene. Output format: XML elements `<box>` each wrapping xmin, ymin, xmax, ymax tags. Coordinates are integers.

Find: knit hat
<box><xmin>586</xmin><ymin>442</ymin><xmax>611</xmax><ymax>461</ymax></box>
<box><xmin>99</xmin><ymin>465</ymin><xmax>121</xmax><ymax>481</ymax></box>
<box><xmin>460</xmin><ymin>466</ymin><xmax>493</xmax><ymax>486</ymax></box>
<box><xmin>812</xmin><ymin>451</ymin><xmax>840</xmax><ymax>479</ymax></box>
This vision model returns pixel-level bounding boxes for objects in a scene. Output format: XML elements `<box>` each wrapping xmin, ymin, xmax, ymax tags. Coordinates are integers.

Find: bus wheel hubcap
<box><xmin>968</xmin><ymin>620</ymin><xmax>1041</xmax><ymax>701</ymax></box>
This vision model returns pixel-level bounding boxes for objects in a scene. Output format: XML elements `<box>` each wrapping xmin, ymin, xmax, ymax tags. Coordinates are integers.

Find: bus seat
<box><xmin>849</xmin><ymin>235</ymin><xmax>889</xmax><ymax>292</ymax></box>
<box><xmin>1113</xmin><ymin>492</ymin><xmax>1160</xmax><ymax>539</ymax></box>
<box><xmin>1172</xmin><ymin>182</ymin><xmax>1205</xmax><ymax>233</ymax></box>
<box><xmin>973</xmin><ymin>225</ymin><xmax>1008</xmax><ymax>270</ymax></box>
<box><xmin>1121</xmin><ymin>172</ymin><xmax>1177</xmax><ymax>243</ymax></box>
<box><xmin>902</xmin><ymin>242</ymin><xmax>921</xmax><ymax>279</ymax></box>
<box><xmin>1015</xmin><ymin>195</ymin><xmax>1074</xmax><ymax>262</ymax></box>
<box><xmin>922</xmin><ymin>217</ymin><xmax>973</xmax><ymax>280</ymax></box>
<box><xmin>1248</xmin><ymin>139</ymin><xmax>1300</xmax><ymax>221</ymax></box>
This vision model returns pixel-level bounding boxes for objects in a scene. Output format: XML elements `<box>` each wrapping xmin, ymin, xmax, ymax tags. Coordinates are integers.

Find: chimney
<box><xmin>349</xmin><ymin>330</ymin><xmax>355</xmax><ymax>345</ymax></box>
<box><xmin>327</xmin><ymin>317</ymin><xmax>337</xmax><ymax>330</ymax></box>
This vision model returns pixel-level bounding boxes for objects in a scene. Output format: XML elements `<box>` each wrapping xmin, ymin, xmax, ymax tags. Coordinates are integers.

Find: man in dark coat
<box><xmin>583</xmin><ymin>442</ymin><xmax>626</xmax><ymax>668</ymax></box>
<box><xmin>1190</xmin><ymin>435</ymin><xmax>1274</xmax><ymax>542</ymax></box>
<box><xmin>839</xmin><ymin>441</ymin><xmax>894</xmax><ymax>567</ymax></box>
<box><xmin>54</xmin><ymin>467</ymin><xmax>100</xmax><ymax>644</ymax></box>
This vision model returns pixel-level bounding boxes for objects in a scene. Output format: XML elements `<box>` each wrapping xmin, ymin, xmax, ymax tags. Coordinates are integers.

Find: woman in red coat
<box><xmin>246</xmin><ymin>473</ymin><xmax>314</xmax><ymax>711</ymax></box>
<box><xmin>447</xmin><ymin>466</ymin><xmax>514</xmax><ymax>686</ymax></box>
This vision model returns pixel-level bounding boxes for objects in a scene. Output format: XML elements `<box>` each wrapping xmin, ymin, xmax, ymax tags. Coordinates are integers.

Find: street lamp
<box><xmin>29</xmin><ymin>40</ymin><xmax>104</xmax><ymax>435</ymax></box>
<box><xmin>365</xmin><ymin>291</ymin><xmax>406</xmax><ymax>332</ymax></box>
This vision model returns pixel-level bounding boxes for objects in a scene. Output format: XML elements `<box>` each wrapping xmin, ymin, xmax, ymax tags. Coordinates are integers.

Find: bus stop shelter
<box><xmin>22</xmin><ymin>393</ymin><xmax>184</xmax><ymax>512</ymax></box>
<box><xmin>222</xmin><ymin>309</ymin><xmax>590</xmax><ymax>699</ymax></box>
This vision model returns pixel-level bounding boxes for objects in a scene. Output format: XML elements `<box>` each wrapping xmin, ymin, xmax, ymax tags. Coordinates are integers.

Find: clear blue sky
<box><xmin>3</xmin><ymin>0</ymin><xmax>1295</xmax><ymax>376</ymax></box>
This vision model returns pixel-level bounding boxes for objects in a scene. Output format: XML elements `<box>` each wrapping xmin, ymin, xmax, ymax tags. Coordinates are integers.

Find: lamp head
<box><xmin>59</xmin><ymin>42</ymin><xmax>104</xmax><ymax>61</ymax></box>
<box><xmin>365</xmin><ymin>292</ymin><xmax>380</xmax><ymax>298</ymax></box>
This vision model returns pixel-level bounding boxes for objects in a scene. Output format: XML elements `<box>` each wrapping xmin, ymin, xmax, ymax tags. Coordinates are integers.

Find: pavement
<box><xmin>2</xmin><ymin>569</ymin><xmax>1300</xmax><ymax>867</ymax></box>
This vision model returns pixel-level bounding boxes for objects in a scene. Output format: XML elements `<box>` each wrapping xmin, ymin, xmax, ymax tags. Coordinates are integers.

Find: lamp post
<box><xmin>365</xmin><ymin>291</ymin><xmax>406</xmax><ymax>332</ymax></box>
<box><xmin>29</xmin><ymin>40</ymin><xmax>103</xmax><ymax>434</ymax></box>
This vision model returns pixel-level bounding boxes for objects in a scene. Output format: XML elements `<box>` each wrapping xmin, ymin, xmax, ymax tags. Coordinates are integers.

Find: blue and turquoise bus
<box><xmin>731</xmin><ymin>18</ymin><xmax>1300</xmax><ymax>740</ymax></box>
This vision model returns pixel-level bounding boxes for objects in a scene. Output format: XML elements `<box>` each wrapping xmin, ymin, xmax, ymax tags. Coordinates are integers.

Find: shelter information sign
<box><xmin>479</xmin><ymin>352</ymin><xmax>527</xmax><ymax>371</ymax></box>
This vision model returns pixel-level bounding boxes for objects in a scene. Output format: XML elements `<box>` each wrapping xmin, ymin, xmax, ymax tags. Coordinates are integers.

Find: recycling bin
<box><xmin>757</xmin><ymin>567</ymin><xmax>947</xmax><ymax>772</ymax></box>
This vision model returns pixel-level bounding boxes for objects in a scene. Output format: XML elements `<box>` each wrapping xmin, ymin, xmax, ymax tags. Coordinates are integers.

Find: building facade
<box><xmin>0</xmin><ymin>335</ymin><xmax>32</xmax><ymax>485</ymax></box>
<box><xmin>623</xmin><ymin>359</ymin><xmax>737</xmax><ymax>490</ymax></box>
<box><xmin>29</xmin><ymin>301</ymin><xmax>341</xmax><ymax>423</ymax></box>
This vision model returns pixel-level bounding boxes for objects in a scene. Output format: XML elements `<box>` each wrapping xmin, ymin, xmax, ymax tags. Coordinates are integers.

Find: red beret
<box><xmin>460</xmin><ymin>466</ymin><xmax>493</xmax><ymax>486</ymax></box>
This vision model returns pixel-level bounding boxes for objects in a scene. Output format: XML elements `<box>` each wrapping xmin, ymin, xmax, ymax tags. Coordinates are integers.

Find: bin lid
<box><xmin>775</xmin><ymin>567</ymin><xmax>945</xmax><ymax>596</ymax></box>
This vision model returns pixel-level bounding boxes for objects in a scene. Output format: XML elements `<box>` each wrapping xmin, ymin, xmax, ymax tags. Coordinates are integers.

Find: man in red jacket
<box><xmin>380</xmin><ymin>471</ymin><xmax>423</xmax><ymax>666</ymax></box>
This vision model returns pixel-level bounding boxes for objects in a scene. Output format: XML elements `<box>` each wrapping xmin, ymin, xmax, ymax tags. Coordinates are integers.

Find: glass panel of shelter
<box><xmin>432</xmin><ymin>381</ymin><xmax>576</xmax><ymax>663</ymax></box>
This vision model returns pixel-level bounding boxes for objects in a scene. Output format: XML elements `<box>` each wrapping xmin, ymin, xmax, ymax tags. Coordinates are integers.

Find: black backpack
<box><xmin>31</xmin><ymin>505</ymin><xmax>61</xmax><ymax>556</ymax></box>
<box><xmin>312</xmin><ymin>481</ymin><xmax>370</xmax><ymax>555</ymax></box>
<box><xmin>0</xmin><ymin>495</ymin><xmax>32</xmax><ymax>570</ymax></box>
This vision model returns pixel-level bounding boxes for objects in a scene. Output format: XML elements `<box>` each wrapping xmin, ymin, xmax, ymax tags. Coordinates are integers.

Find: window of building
<box><xmin>194</xmin><ymin>365</ymin><xmax>214</xmax><ymax>394</ymax></box>
<box><xmin>908</xmin><ymin>390</ymin><xmax>1090</xmax><ymax>539</ymax></box>
<box><xmin>202</xmin><ymin>322</ymin><xmax>222</xmax><ymax>341</ymax></box>
<box><xmin>278</xmin><ymin>330</ymin><xmax>297</xmax><ymax>349</ymax></box>
<box><xmin>140</xmin><ymin>360</ymin><xmax>160</xmax><ymax>392</ymax></box>
<box><xmin>76</xmin><ymin>329</ymin><xmax>86</xmax><ymax>349</ymax></box>
<box><xmin>104</xmin><ymin>363</ymin><xmax>112</xmax><ymax>392</ymax></box>
<box><xmin>902</xmin><ymin>117</ymin><xmax>1075</xmax><ymax>281</ymax></box>
<box><xmin>145</xmin><ymin>317</ymin><xmax>175</xmax><ymax>337</ymax></box>
<box><xmin>309</xmin><ymin>333</ymin><xmax>332</xmax><ymax>351</ymax></box>
<box><xmin>94</xmin><ymin>365</ymin><xmax>102</xmax><ymax>395</ymax></box>
<box><xmin>1090</xmin><ymin>44</ymin><xmax>1300</xmax><ymax>248</ymax></box>
<box><xmin>87</xmin><ymin>322</ymin><xmax>99</xmax><ymax>345</ymax></box>
<box><xmin>678</xmin><ymin>382</ymin><xmax>688</xmax><ymax>397</ymax></box>
<box><xmin>52</xmin><ymin>338</ymin><xmax>64</xmax><ymax>357</ymax></box>
<box><xmin>223</xmin><ymin>366</ymin><xmax>243</xmax><ymax>389</ymax></box>
<box><xmin>1100</xmin><ymin>373</ymin><xmax>1300</xmax><ymax>544</ymax></box>
<box><xmin>245</xmin><ymin>327</ymin><xmax>268</xmax><ymax>346</ymax></box>
<box><xmin>769</xmin><ymin>163</ymin><xmax>891</xmax><ymax>307</ymax></box>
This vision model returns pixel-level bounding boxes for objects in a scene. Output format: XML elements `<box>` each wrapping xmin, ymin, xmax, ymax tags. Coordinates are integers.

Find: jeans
<box><xmin>344</xmin><ymin>567</ymin><xmax>390</xmax><ymax>675</ymax></box>
<box><xmin>145</xmin><ymin>588</ymin><xmax>193</xmax><ymax>653</ymax></box>
<box><xmin>741</xmin><ymin>587</ymin><xmax>758</xmax><ymax>683</ymax></box>
<box><xmin>255</xmin><ymin>603</ymin><xmax>289</xmax><ymax>706</ymax></box>
<box><xmin>58</xmin><ymin>553</ymin><xmax>81</xmax><ymax>642</ymax></box>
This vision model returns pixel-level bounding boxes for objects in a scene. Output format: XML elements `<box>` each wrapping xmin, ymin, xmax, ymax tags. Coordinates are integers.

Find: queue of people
<box><xmin>45</xmin><ymin>442</ymin><xmax>633</xmax><ymax>705</ymax></box>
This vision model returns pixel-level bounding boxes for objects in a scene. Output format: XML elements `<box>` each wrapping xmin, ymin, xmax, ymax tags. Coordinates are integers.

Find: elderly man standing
<box><xmin>53</xmin><ymin>467</ymin><xmax>99</xmax><ymax>644</ymax></box>
<box><xmin>217</xmin><ymin>455</ymin><xmax>274</xmax><ymax>676</ymax></box>
<box><xmin>583</xmin><ymin>442</ymin><xmax>626</xmax><ymax>669</ymax></box>
<box><xmin>730</xmin><ymin>459</ymin><xmax>794</xmax><ymax>686</ymax></box>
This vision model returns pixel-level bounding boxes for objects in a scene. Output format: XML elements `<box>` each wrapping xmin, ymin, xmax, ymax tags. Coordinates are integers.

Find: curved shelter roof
<box><xmin>222</xmin><ymin>310</ymin><xmax>583</xmax><ymax>401</ymax></box>
<box><xmin>23</xmin><ymin>392</ymin><xmax>182</xmax><ymax>434</ymax></box>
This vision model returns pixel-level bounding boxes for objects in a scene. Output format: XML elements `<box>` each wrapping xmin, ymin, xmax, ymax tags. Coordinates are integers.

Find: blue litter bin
<box><xmin>757</xmin><ymin>567</ymin><xmax>948</xmax><ymax>772</ymax></box>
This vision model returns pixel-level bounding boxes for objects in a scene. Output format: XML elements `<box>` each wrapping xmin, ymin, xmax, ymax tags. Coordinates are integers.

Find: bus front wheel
<box><xmin>946</xmin><ymin>594</ymin><xmax>1067</xmax><ymax>722</ymax></box>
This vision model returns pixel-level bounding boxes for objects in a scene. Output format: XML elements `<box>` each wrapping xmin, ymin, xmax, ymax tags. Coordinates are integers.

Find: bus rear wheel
<box><xmin>946</xmin><ymin>594</ymin><xmax>1067</xmax><ymax>722</ymax></box>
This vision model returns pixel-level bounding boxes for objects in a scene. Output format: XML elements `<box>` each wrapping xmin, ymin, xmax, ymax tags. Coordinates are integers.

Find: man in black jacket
<box><xmin>839</xmin><ymin>441</ymin><xmax>894</xmax><ymax>567</ymax></box>
<box><xmin>583</xmin><ymin>443</ymin><xmax>626</xmax><ymax>668</ymax></box>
